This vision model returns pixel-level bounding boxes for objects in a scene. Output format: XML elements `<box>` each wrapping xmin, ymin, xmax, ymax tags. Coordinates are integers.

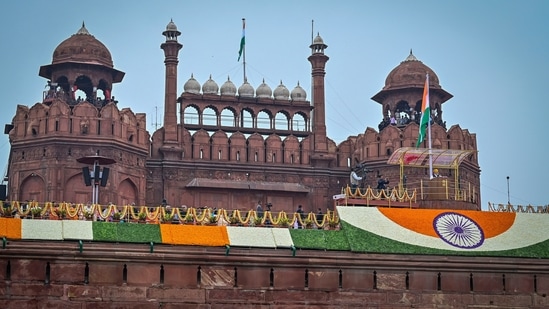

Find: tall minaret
<box><xmin>160</xmin><ymin>19</ymin><xmax>183</xmax><ymax>159</ymax></box>
<box><xmin>308</xmin><ymin>33</ymin><xmax>331</xmax><ymax>166</ymax></box>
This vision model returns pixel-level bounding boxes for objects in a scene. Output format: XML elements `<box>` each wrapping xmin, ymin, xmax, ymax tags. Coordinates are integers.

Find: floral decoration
<box><xmin>62</xmin><ymin>220</ymin><xmax>93</xmax><ymax>240</ymax></box>
<box><xmin>160</xmin><ymin>224</ymin><xmax>228</xmax><ymax>246</ymax></box>
<box><xmin>433</xmin><ymin>212</ymin><xmax>484</xmax><ymax>249</ymax></box>
<box><xmin>343</xmin><ymin>185</ymin><xmax>416</xmax><ymax>203</ymax></box>
<box><xmin>377</xmin><ymin>207</ymin><xmax>515</xmax><ymax>238</ymax></box>
<box><xmin>271</xmin><ymin>228</ymin><xmax>294</xmax><ymax>248</ymax></box>
<box><xmin>0</xmin><ymin>218</ymin><xmax>22</xmax><ymax>239</ymax></box>
<box><xmin>226</xmin><ymin>226</ymin><xmax>277</xmax><ymax>248</ymax></box>
<box><xmin>21</xmin><ymin>220</ymin><xmax>63</xmax><ymax>240</ymax></box>
<box><xmin>338</xmin><ymin>206</ymin><xmax>549</xmax><ymax>253</ymax></box>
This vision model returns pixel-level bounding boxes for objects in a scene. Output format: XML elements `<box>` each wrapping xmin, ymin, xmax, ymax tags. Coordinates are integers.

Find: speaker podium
<box><xmin>424</xmin><ymin>177</ymin><xmax>448</xmax><ymax>200</ymax></box>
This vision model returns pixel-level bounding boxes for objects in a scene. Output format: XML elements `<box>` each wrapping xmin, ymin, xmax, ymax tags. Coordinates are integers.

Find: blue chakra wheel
<box><xmin>433</xmin><ymin>212</ymin><xmax>484</xmax><ymax>249</ymax></box>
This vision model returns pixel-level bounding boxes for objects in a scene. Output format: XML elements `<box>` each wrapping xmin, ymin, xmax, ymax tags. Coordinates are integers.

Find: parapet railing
<box><xmin>342</xmin><ymin>178</ymin><xmax>478</xmax><ymax>204</ymax></box>
<box><xmin>0</xmin><ymin>201</ymin><xmax>339</xmax><ymax>229</ymax></box>
<box><xmin>341</xmin><ymin>186</ymin><xmax>417</xmax><ymax>203</ymax></box>
<box><xmin>488</xmin><ymin>202</ymin><xmax>549</xmax><ymax>213</ymax></box>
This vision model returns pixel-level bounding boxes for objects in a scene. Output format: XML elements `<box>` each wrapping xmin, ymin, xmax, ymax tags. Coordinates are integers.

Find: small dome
<box><xmin>290</xmin><ymin>81</ymin><xmax>307</xmax><ymax>101</ymax></box>
<box><xmin>166</xmin><ymin>19</ymin><xmax>178</xmax><ymax>32</ymax></box>
<box><xmin>220</xmin><ymin>76</ymin><xmax>237</xmax><ymax>96</ymax></box>
<box><xmin>183</xmin><ymin>74</ymin><xmax>200</xmax><ymax>94</ymax></box>
<box><xmin>313</xmin><ymin>34</ymin><xmax>325</xmax><ymax>45</ymax></box>
<box><xmin>52</xmin><ymin>22</ymin><xmax>113</xmax><ymax>68</ymax></box>
<box><xmin>238</xmin><ymin>79</ymin><xmax>254</xmax><ymax>97</ymax></box>
<box><xmin>256</xmin><ymin>79</ymin><xmax>272</xmax><ymax>98</ymax></box>
<box><xmin>384</xmin><ymin>50</ymin><xmax>440</xmax><ymax>91</ymax></box>
<box><xmin>273</xmin><ymin>81</ymin><xmax>290</xmax><ymax>100</ymax></box>
<box><xmin>310</xmin><ymin>32</ymin><xmax>328</xmax><ymax>53</ymax></box>
<box><xmin>162</xmin><ymin>19</ymin><xmax>181</xmax><ymax>40</ymax></box>
<box><xmin>202</xmin><ymin>75</ymin><xmax>219</xmax><ymax>94</ymax></box>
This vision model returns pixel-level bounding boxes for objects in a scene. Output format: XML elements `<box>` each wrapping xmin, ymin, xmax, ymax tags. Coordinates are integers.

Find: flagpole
<box><xmin>310</xmin><ymin>20</ymin><xmax>315</xmax><ymax>132</ymax></box>
<box><xmin>426</xmin><ymin>73</ymin><xmax>433</xmax><ymax>179</ymax></box>
<box><xmin>311</xmin><ymin>19</ymin><xmax>314</xmax><ymax>44</ymax></box>
<box><xmin>242</xmin><ymin>18</ymin><xmax>246</xmax><ymax>83</ymax></box>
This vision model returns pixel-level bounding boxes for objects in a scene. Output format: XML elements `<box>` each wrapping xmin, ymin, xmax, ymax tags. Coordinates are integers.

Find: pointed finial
<box><xmin>77</xmin><ymin>22</ymin><xmax>90</xmax><ymax>35</ymax></box>
<box><xmin>405</xmin><ymin>49</ymin><xmax>418</xmax><ymax>61</ymax></box>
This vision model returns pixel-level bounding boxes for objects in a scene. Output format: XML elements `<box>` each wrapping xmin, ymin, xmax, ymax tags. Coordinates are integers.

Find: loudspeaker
<box><xmin>4</xmin><ymin>124</ymin><xmax>14</xmax><ymax>135</ymax></box>
<box><xmin>100</xmin><ymin>167</ymin><xmax>110</xmax><ymax>187</ymax></box>
<box><xmin>0</xmin><ymin>184</ymin><xmax>6</xmax><ymax>200</ymax></box>
<box><xmin>94</xmin><ymin>165</ymin><xmax>100</xmax><ymax>185</ymax></box>
<box><xmin>82</xmin><ymin>167</ymin><xmax>92</xmax><ymax>186</ymax></box>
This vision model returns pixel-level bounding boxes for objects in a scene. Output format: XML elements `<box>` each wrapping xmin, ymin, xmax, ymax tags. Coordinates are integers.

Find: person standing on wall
<box><xmin>295</xmin><ymin>205</ymin><xmax>304</xmax><ymax>229</ymax></box>
<box><xmin>256</xmin><ymin>201</ymin><xmax>263</xmax><ymax>218</ymax></box>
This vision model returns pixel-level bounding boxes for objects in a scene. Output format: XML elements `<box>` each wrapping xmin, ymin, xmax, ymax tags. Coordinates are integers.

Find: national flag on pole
<box><xmin>237</xmin><ymin>18</ymin><xmax>245</xmax><ymax>61</ymax></box>
<box><xmin>416</xmin><ymin>74</ymin><xmax>430</xmax><ymax>148</ymax></box>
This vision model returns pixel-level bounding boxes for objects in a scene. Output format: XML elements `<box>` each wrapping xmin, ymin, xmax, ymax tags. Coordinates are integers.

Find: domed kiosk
<box><xmin>39</xmin><ymin>22</ymin><xmax>125</xmax><ymax>106</ymax></box>
<box><xmin>372</xmin><ymin>50</ymin><xmax>453</xmax><ymax>130</ymax></box>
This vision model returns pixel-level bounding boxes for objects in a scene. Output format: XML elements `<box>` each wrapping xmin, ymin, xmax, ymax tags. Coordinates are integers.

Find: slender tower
<box><xmin>308</xmin><ymin>33</ymin><xmax>332</xmax><ymax>167</ymax></box>
<box><xmin>160</xmin><ymin>19</ymin><xmax>183</xmax><ymax>159</ymax></box>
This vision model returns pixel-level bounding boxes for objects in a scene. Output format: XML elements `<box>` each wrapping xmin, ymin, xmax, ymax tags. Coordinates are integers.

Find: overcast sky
<box><xmin>1</xmin><ymin>0</ymin><xmax>547</xmax><ymax>209</ymax></box>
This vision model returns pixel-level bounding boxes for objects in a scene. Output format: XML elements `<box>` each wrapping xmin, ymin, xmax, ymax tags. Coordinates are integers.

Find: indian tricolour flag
<box><xmin>237</xmin><ymin>18</ymin><xmax>245</xmax><ymax>62</ymax></box>
<box><xmin>338</xmin><ymin>206</ymin><xmax>549</xmax><ymax>255</ymax></box>
<box><xmin>415</xmin><ymin>74</ymin><xmax>430</xmax><ymax>148</ymax></box>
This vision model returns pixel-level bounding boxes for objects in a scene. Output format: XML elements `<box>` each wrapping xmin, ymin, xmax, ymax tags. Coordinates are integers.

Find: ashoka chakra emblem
<box><xmin>433</xmin><ymin>212</ymin><xmax>484</xmax><ymax>249</ymax></box>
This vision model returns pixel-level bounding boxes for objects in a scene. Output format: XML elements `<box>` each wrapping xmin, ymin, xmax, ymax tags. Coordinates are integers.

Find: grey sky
<box><xmin>1</xmin><ymin>0</ymin><xmax>547</xmax><ymax>208</ymax></box>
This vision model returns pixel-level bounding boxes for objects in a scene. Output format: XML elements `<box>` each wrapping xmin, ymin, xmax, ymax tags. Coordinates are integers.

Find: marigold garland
<box><xmin>0</xmin><ymin>218</ymin><xmax>22</xmax><ymax>239</ymax></box>
<box><xmin>343</xmin><ymin>186</ymin><xmax>416</xmax><ymax>202</ymax></box>
<box><xmin>0</xmin><ymin>200</ymin><xmax>340</xmax><ymax>229</ymax></box>
<box><xmin>160</xmin><ymin>224</ymin><xmax>229</xmax><ymax>246</ymax></box>
<box><xmin>235</xmin><ymin>209</ymin><xmax>253</xmax><ymax>225</ymax></box>
<box><xmin>378</xmin><ymin>208</ymin><xmax>516</xmax><ymax>238</ymax></box>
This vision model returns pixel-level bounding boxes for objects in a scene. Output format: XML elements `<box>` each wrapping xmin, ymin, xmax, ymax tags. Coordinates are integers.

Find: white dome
<box><xmin>313</xmin><ymin>33</ymin><xmax>325</xmax><ymax>45</ymax></box>
<box><xmin>202</xmin><ymin>75</ymin><xmax>219</xmax><ymax>94</ymax></box>
<box><xmin>166</xmin><ymin>20</ymin><xmax>178</xmax><ymax>32</ymax></box>
<box><xmin>273</xmin><ymin>80</ymin><xmax>290</xmax><ymax>100</ymax></box>
<box><xmin>256</xmin><ymin>79</ymin><xmax>272</xmax><ymax>98</ymax></box>
<box><xmin>183</xmin><ymin>74</ymin><xmax>201</xmax><ymax>94</ymax></box>
<box><xmin>290</xmin><ymin>81</ymin><xmax>307</xmax><ymax>101</ymax></box>
<box><xmin>220</xmin><ymin>76</ymin><xmax>237</xmax><ymax>96</ymax></box>
<box><xmin>238</xmin><ymin>79</ymin><xmax>254</xmax><ymax>97</ymax></box>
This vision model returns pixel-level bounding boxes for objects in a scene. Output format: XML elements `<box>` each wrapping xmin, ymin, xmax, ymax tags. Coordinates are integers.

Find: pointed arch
<box><xmin>19</xmin><ymin>174</ymin><xmax>46</xmax><ymax>203</ymax></box>
<box><xmin>118</xmin><ymin>178</ymin><xmax>138</xmax><ymax>206</ymax></box>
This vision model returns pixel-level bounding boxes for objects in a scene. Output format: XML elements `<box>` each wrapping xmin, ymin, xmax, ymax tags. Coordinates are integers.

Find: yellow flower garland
<box><xmin>343</xmin><ymin>185</ymin><xmax>416</xmax><ymax>202</ymax></box>
<box><xmin>0</xmin><ymin>201</ymin><xmax>338</xmax><ymax>229</ymax></box>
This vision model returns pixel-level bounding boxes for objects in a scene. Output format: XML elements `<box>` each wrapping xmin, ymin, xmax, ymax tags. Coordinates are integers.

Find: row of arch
<box><xmin>182</xmin><ymin>105</ymin><xmax>309</xmax><ymax>132</ymax></box>
<box><xmin>18</xmin><ymin>172</ymin><xmax>138</xmax><ymax>206</ymax></box>
<box><xmin>45</xmin><ymin>74</ymin><xmax>114</xmax><ymax>106</ymax></box>
<box><xmin>383</xmin><ymin>100</ymin><xmax>443</xmax><ymax>124</ymax></box>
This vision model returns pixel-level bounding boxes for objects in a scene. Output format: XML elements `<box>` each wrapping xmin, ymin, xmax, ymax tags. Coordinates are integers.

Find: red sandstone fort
<box><xmin>2</xmin><ymin>21</ymin><xmax>545</xmax><ymax>309</ymax></box>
